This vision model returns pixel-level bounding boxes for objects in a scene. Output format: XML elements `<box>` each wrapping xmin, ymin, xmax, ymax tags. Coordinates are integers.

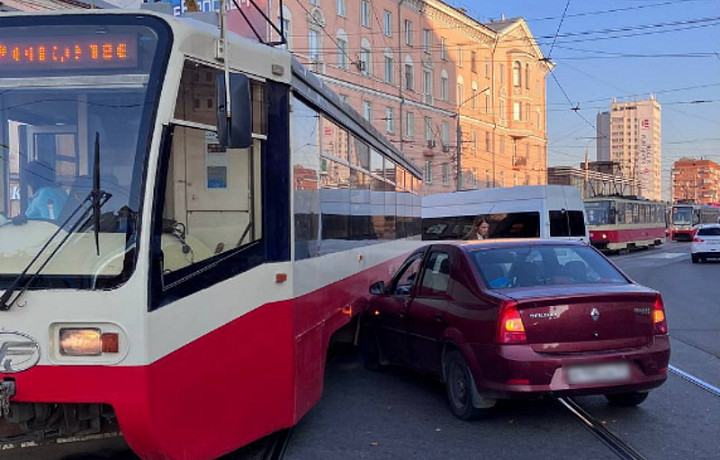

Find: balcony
<box><xmin>513</xmin><ymin>156</ymin><xmax>527</xmax><ymax>169</ymax></box>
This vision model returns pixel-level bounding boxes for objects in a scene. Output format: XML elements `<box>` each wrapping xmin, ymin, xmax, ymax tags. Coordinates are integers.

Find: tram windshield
<box><xmin>671</xmin><ymin>207</ymin><xmax>693</xmax><ymax>225</ymax></box>
<box><xmin>0</xmin><ymin>17</ymin><xmax>169</xmax><ymax>288</ymax></box>
<box><xmin>584</xmin><ymin>201</ymin><xmax>611</xmax><ymax>226</ymax></box>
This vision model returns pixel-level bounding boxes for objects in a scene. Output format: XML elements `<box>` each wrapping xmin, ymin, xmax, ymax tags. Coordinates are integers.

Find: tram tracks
<box><xmin>555</xmin><ymin>396</ymin><xmax>647</xmax><ymax>460</ymax></box>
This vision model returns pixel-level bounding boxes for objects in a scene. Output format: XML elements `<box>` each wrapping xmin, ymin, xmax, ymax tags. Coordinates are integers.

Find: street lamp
<box><xmin>455</xmin><ymin>86</ymin><xmax>490</xmax><ymax>190</ymax></box>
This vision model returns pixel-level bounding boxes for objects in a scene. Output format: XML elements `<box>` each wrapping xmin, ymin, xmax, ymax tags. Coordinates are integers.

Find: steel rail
<box><xmin>555</xmin><ymin>396</ymin><xmax>647</xmax><ymax>460</ymax></box>
<box><xmin>669</xmin><ymin>365</ymin><xmax>720</xmax><ymax>397</ymax></box>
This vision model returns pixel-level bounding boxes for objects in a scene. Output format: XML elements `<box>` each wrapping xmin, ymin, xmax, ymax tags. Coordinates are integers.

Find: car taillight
<box><xmin>693</xmin><ymin>237</ymin><xmax>703</xmax><ymax>242</ymax></box>
<box><xmin>653</xmin><ymin>294</ymin><xmax>668</xmax><ymax>335</ymax></box>
<box><xmin>496</xmin><ymin>301</ymin><xmax>527</xmax><ymax>343</ymax></box>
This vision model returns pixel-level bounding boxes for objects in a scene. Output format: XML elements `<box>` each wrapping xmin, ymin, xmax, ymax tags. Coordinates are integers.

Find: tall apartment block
<box><xmin>596</xmin><ymin>97</ymin><xmax>662</xmax><ymax>201</ymax></box>
<box><xmin>672</xmin><ymin>158</ymin><xmax>720</xmax><ymax>204</ymax></box>
<box><xmin>284</xmin><ymin>0</ymin><xmax>551</xmax><ymax>195</ymax></box>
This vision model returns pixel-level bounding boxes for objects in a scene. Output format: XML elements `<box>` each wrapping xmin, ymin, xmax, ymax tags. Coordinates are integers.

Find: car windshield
<box><xmin>697</xmin><ymin>227</ymin><xmax>720</xmax><ymax>236</ymax></box>
<box><xmin>470</xmin><ymin>245</ymin><xmax>629</xmax><ymax>289</ymax></box>
<box><xmin>0</xmin><ymin>17</ymin><xmax>169</xmax><ymax>289</ymax></box>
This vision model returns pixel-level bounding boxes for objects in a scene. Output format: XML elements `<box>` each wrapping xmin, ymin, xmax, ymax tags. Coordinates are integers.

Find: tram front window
<box><xmin>0</xmin><ymin>17</ymin><xmax>169</xmax><ymax>289</ymax></box>
<box><xmin>585</xmin><ymin>201</ymin><xmax>611</xmax><ymax>225</ymax></box>
<box><xmin>671</xmin><ymin>208</ymin><xmax>692</xmax><ymax>225</ymax></box>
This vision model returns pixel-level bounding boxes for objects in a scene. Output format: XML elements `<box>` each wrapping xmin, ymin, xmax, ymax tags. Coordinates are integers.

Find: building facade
<box><xmin>596</xmin><ymin>97</ymin><xmax>662</xmax><ymax>201</ymax></box>
<box><xmin>548</xmin><ymin>161</ymin><xmax>636</xmax><ymax>200</ymax></box>
<box><xmin>672</xmin><ymin>158</ymin><xmax>720</xmax><ymax>205</ymax></box>
<box><xmin>284</xmin><ymin>0</ymin><xmax>551</xmax><ymax>195</ymax></box>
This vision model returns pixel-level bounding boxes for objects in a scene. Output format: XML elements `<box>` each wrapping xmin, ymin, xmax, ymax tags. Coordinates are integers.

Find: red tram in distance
<box><xmin>584</xmin><ymin>196</ymin><xmax>667</xmax><ymax>252</ymax></box>
<box><xmin>668</xmin><ymin>203</ymin><xmax>720</xmax><ymax>241</ymax></box>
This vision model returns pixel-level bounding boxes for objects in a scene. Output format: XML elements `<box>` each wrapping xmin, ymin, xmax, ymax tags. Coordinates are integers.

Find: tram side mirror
<box><xmin>216</xmin><ymin>73</ymin><xmax>252</xmax><ymax>149</ymax></box>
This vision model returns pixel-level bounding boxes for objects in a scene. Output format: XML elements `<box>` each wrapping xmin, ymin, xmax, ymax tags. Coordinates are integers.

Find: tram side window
<box><xmin>293</xmin><ymin>98</ymin><xmax>321</xmax><ymax>260</ymax></box>
<box><xmin>160</xmin><ymin>61</ymin><xmax>263</xmax><ymax>275</ymax></box>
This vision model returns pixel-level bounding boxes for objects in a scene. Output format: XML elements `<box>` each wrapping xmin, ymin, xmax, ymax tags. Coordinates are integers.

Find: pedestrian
<box><xmin>464</xmin><ymin>216</ymin><xmax>491</xmax><ymax>240</ymax></box>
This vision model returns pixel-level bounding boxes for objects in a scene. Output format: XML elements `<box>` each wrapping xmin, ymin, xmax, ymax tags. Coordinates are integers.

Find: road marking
<box><xmin>669</xmin><ymin>365</ymin><xmax>720</xmax><ymax>397</ymax></box>
<box><xmin>640</xmin><ymin>252</ymin><xmax>686</xmax><ymax>259</ymax></box>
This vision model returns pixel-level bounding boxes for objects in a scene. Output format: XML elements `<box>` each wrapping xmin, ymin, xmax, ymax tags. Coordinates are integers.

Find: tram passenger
<box><xmin>24</xmin><ymin>161</ymin><xmax>68</xmax><ymax>221</ymax></box>
<box><xmin>463</xmin><ymin>216</ymin><xmax>491</xmax><ymax>240</ymax></box>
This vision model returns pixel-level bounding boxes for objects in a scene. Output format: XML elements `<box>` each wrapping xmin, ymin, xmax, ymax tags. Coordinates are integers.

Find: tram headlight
<box><xmin>59</xmin><ymin>328</ymin><xmax>119</xmax><ymax>355</ymax></box>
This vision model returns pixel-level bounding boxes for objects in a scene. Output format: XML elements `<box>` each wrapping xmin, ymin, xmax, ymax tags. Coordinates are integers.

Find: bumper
<box><xmin>468</xmin><ymin>335</ymin><xmax>670</xmax><ymax>398</ymax></box>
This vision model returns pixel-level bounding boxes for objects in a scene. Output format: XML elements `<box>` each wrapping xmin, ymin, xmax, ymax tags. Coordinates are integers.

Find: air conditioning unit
<box><xmin>427</xmin><ymin>139</ymin><xmax>436</xmax><ymax>149</ymax></box>
<box><xmin>309</xmin><ymin>60</ymin><xmax>326</xmax><ymax>74</ymax></box>
<box><xmin>442</xmin><ymin>144</ymin><xmax>451</xmax><ymax>153</ymax></box>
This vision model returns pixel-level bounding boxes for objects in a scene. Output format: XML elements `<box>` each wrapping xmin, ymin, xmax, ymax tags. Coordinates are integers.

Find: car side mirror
<box><xmin>369</xmin><ymin>280</ymin><xmax>386</xmax><ymax>295</ymax></box>
<box><xmin>216</xmin><ymin>73</ymin><xmax>252</xmax><ymax>149</ymax></box>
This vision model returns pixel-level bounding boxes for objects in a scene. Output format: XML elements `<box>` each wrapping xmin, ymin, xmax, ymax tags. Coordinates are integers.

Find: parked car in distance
<box><xmin>360</xmin><ymin>239</ymin><xmax>670</xmax><ymax>420</ymax></box>
<box><xmin>691</xmin><ymin>224</ymin><xmax>720</xmax><ymax>263</ymax></box>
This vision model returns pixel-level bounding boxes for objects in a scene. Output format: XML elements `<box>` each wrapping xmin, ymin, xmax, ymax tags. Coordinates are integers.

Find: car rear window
<box><xmin>697</xmin><ymin>227</ymin><xmax>720</xmax><ymax>236</ymax></box>
<box><xmin>470</xmin><ymin>245</ymin><xmax>628</xmax><ymax>289</ymax></box>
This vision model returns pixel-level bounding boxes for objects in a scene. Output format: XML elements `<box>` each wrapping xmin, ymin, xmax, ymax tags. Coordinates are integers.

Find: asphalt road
<box><xmin>285</xmin><ymin>241</ymin><xmax>720</xmax><ymax>460</ymax></box>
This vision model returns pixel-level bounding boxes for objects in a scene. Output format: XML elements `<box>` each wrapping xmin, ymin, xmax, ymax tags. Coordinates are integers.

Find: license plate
<box><xmin>566</xmin><ymin>362</ymin><xmax>630</xmax><ymax>385</ymax></box>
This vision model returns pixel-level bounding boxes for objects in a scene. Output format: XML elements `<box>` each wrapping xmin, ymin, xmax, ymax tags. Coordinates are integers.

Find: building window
<box><xmin>471</xmin><ymin>51</ymin><xmax>477</xmax><ymax>73</ymax></box>
<box><xmin>383</xmin><ymin>10</ymin><xmax>392</xmax><ymax>36</ymax></box>
<box><xmin>499</xmin><ymin>64</ymin><xmax>504</xmax><ymax>84</ymax></box>
<box><xmin>425</xmin><ymin>160</ymin><xmax>433</xmax><ymax>183</ymax></box>
<box><xmin>404</xmin><ymin>61</ymin><xmax>414</xmax><ymax>90</ymax></box>
<box><xmin>513</xmin><ymin>101</ymin><xmax>521</xmax><ymax>121</ymax></box>
<box><xmin>457</xmin><ymin>78</ymin><xmax>464</xmax><ymax>106</ymax></box>
<box><xmin>525</xmin><ymin>63</ymin><xmax>530</xmax><ymax>89</ymax></box>
<box><xmin>440</xmin><ymin>37</ymin><xmax>447</xmax><ymax>60</ymax></box>
<box><xmin>406</xmin><ymin>111</ymin><xmax>414</xmax><ymax>138</ymax></box>
<box><xmin>423</xmin><ymin>70</ymin><xmax>433</xmax><ymax>98</ymax></box>
<box><xmin>500</xmin><ymin>171</ymin><xmax>505</xmax><ymax>187</ymax></box>
<box><xmin>472</xmin><ymin>131</ymin><xmax>478</xmax><ymax>150</ymax></box>
<box><xmin>336</xmin><ymin>32</ymin><xmax>348</xmax><ymax>69</ymax></box>
<box><xmin>485</xmin><ymin>132</ymin><xmax>490</xmax><ymax>152</ymax></box>
<box><xmin>485</xmin><ymin>92</ymin><xmax>490</xmax><ymax>113</ymax></box>
<box><xmin>405</xmin><ymin>20</ymin><xmax>413</xmax><ymax>46</ymax></box>
<box><xmin>361</xmin><ymin>0</ymin><xmax>370</xmax><ymax>28</ymax></box>
<box><xmin>386</xmin><ymin>107</ymin><xmax>394</xmax><ymax>133</ymax></box>
<box><xmin>424</xmin><ymin>116</ymin><xmax>432</xmax><ymax>141</ymax></box>
<box><xmin>360</xmin><ymin>39</ymin><xmax>371</xmax><ymax>76</ymax></box>
<box><xmin>278</xmin><ymin>11</ymin><xmax>291</xmax><ymax>48</ymax></box>
<box><xmin>308</xmin><ymin>29</ymin><xmax>321</xmax><ymax>61</ymax></box>
<box><xmin>471</xmin><ymin>83</ymin><xmax>478</xmax><ymax>110</ymax></box>
<box><xmin>441</xmin><ymin>121</ymin><xmax>449</xmax><ymax>145</ymax></box>
<box><xmin>457</xmin><ymin>47</ymin><xmax>463</xmax><ymax>67</ymax></box>
<box><xmin>485</xmin><ymin>169</ymin><xmax>491</xmax><ymax>188</ymax></box>
<box><xmin>384</xmin><ymin>50</ymin><xmax>394</xmax><ymax>84</ymax></box>
<box><xmin>499</xmin><ymin>100</ymin><xmax>505</xmax><ymax>121</ymax></box>
<box><xmin>513</xmin><ymin>61</ymin><xmax>521</xmax><ymax>87</ymax></box>
<box><xmin>422</xmin><ymin>28</ymin><xmax>430</xmax><ymax>52</ymax></box>
<box><xmin>442</xmin><ymin>163</ymin><xmax>450</xmax><ymax>185</ymax></box>
<box><xmin>441</xmin><ymin>71</ymin><xmax>449</xmax><ymax>101</ymax></box>
<box><xmin>485</xmin><ymin>57</ymin><xmax>489</xmax><ymax>77</ymax></box>
<box><xmin>363</xmin><ymin>100</ymin><xmax>372</xmax><ymax>121</ymax></box>
<box><xmin>337</xmin><ymin>0</ymin><xmax>346</xmax><ymax>17</ymax></box>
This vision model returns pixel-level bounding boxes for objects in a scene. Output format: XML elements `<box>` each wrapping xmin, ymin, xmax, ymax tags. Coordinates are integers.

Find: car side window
<box><xmin>419</xmin><ymin>251</ymin><xmax>451</xmax><ymax>297</ymax></box>
<box><xmin>393</xmin><ymin>255</ymin><xmax>423</xmax><ymax>296</ymax></box>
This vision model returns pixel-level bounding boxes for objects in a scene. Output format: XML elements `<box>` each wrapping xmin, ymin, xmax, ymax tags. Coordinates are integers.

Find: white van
<box><xmin>422</xmin><ymin>185</ymin><xmax>589</xmax><ymax>243</ymax></box>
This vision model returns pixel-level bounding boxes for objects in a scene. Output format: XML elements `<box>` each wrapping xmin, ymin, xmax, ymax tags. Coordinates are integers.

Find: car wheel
<box><xmin>605</xmin><ymin>391</ymin><xmax>649</xmax><ymax>407</ymax></box>
<box><xmin>443</xmin><ymin>350</ymin><xmax>493</xmax><ymax>420</ymax></box>
<box><xmin>358</xmin><ymin>325</ymin><xmax>382</xmax><ymax>371</ymax></box>
<box><xmin>691</xmin><ymin>254</ymin><xmax>699</xmax><ymax>263</ymax></box>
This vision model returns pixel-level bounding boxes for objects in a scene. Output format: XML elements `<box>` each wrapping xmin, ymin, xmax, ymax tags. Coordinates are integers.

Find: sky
<box><xmin>447</xmin><ymin>0</ymin><xmax>720</xmax><ymax>199</ymax></box>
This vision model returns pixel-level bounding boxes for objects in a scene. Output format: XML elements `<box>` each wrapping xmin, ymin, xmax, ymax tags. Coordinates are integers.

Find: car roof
<box><xmin>698</xmin><ymin>223</ymin><xmax>720</xmax><ymax>229</ymax></box>
<box><xmin>422</xmin><ymin>238</ymin><xmax>589</xmax><ymax>252</ymax></box>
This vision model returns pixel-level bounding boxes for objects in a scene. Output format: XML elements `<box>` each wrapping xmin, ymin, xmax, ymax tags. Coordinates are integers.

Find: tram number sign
<box><xmin>0</xmin><ymin>35</ymin><xmax>138</xmax><ymax>71</ymax></box>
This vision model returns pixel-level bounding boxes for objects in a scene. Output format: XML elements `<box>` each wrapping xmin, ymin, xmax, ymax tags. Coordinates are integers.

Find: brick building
<box><xmin>284</xmin><ymin>0</ymin><xmax>550</xmax><ymax>195</ymax></box>
<box><xmin>672</xmin><ymin>158</ymin><xmax>720</xmax><ymax>205</ymax></box>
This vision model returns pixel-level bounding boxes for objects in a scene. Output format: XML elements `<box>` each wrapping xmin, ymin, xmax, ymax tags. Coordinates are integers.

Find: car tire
<box><xmin>443</xmin><ymin>350</ymin><xmax>492</xmax><ymax>420</ymax></box>
<box><xmin>358</xmin><ymin>325</ymin><xmax>383</xmax><ymax>372</ymax></box>
<box><xmin>691</xmin><ymin>254</ymin><xmax>699</xmax><ymax>263</ymax></box>
<box><xmin>605</xmin><ymin>391</ymin><xmax>649</xmax><ymax>407</ymax></box>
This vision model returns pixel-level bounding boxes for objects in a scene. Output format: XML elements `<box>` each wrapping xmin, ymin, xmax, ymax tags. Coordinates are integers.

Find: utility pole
<box><xmin>456</xmin><ymin>117</ymin><xmax>462</xmax><ymax>190</ymax></box>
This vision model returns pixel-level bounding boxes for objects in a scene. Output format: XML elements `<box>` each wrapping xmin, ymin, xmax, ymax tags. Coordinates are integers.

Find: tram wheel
<box><xmin>443</xmin><ymin>350</ymin><xmax>493</xmax><ymax>420</ymax></box>
<box><xmin>604</xmin><ymin>391</ymin><xmax>649</xmax><ymax>407</ymax></box>
<box><xmin>358</xmin><ymin>326</ymin><xmax>382</xmax><ymax>371</ymax></box>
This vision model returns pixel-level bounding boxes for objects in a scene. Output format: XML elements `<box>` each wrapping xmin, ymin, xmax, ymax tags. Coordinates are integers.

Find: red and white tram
<box><xmin>584</xmin><ymin>196</ymin><xmax>666</xmax><ymax>252</ymax></box>
<box><xmin>0</xmin><ymin>9</ymin><xmax>422</xmax><ymax>459</ymax></box>
<box><xmin>668</xmin><ymin>203</ymin><xmax>720</xmax><ymax>241</ymax></box>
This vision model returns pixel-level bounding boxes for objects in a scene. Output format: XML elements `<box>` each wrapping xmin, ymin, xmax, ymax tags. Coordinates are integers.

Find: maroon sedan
<box><xmin>360</xmin><ymin>240</ymin><xmax>670</xmax><ymax>420</ymax></box>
